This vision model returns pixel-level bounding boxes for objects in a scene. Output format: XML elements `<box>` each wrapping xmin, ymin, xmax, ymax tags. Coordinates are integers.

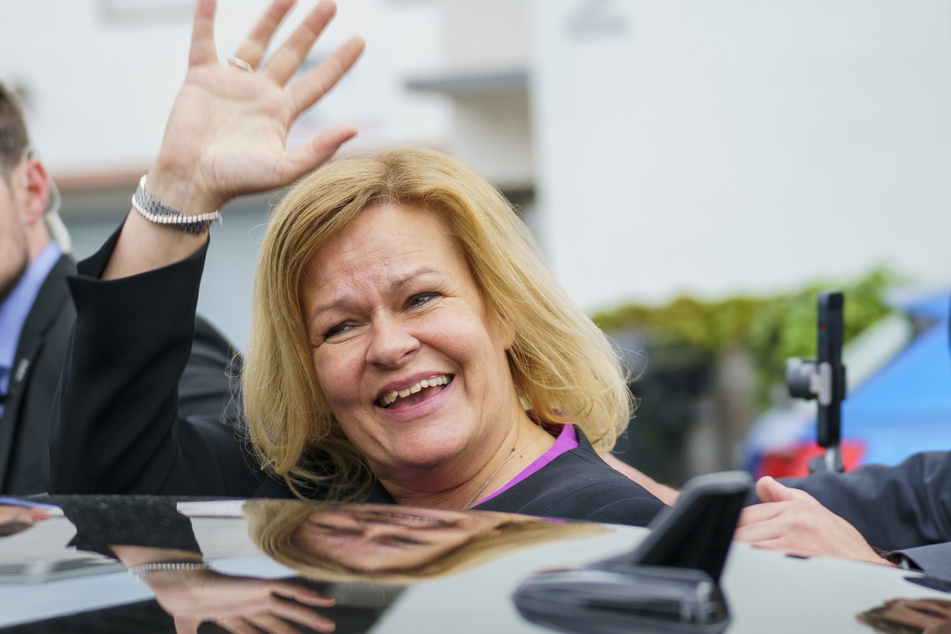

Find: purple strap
<box><xmin>474</xmin><ymin>424</ymin><xmax>579</xmax><ymax>507</ymax></box>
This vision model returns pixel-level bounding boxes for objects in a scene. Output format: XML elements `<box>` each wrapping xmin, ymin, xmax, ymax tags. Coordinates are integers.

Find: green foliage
<box><xmin>593</xmin><ymin>266</ymin><xmax>903</xmax><ymax>408</ymax></box>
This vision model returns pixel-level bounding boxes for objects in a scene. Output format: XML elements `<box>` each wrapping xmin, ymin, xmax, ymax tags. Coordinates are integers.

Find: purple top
<box><xmin>475</xmin><ymin>424</ymin><xmax>580</xmax><ymax>507</ymax></box>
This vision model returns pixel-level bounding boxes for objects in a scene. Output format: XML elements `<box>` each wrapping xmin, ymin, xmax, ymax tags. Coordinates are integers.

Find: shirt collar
<box><xmin>0</xmin><ymin>241</ymin><xmax>62</xmax><ymax>373</ymax></box>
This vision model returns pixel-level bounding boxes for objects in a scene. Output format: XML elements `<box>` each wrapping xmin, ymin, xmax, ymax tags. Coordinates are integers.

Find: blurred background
<box><xmin>3</xmin><ymin>0</ymin><xmax>951</xmax><ymax>485</ymax></box>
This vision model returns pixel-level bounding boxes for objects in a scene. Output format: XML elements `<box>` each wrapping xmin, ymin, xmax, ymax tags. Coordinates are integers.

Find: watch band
<box><xmin>131</xmin><ymin>175</ymin><xmax>221</xmax><ymax>235</ymax></box>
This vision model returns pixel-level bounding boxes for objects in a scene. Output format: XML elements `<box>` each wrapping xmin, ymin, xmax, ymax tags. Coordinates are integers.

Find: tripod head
<box><xmin>785</xmin><ymin>290</ymin><xmax>847</xmax><ymax>473</ymax></box>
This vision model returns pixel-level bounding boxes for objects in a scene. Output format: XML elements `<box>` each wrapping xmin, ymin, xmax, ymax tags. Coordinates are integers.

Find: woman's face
<box><xmin>293</xmin><ymin>505</ymin><xmax>502</xmax><ymax>572</ymax></box>
<box><xmin>301</xmin><ymin>204</ymin><xmax>521</xmax><ymax>489</ymax></box>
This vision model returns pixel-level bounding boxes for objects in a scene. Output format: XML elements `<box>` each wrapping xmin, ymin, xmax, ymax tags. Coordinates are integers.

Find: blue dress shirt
<box><xmin>0</xmin><ymin>242</ymin><xmax>61</xmax><ymax>417</ymax></box>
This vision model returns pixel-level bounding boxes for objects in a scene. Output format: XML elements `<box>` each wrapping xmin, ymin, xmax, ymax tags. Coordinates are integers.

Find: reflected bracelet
<box><xmin>128</xmin><ymin>561</ymin><xmax>210</xmax><ymax>576</ymax></box>
<box><xmin>131</xmin><ymin>175</ymin><xmax>221</xmax><ymax>235</ymax></box>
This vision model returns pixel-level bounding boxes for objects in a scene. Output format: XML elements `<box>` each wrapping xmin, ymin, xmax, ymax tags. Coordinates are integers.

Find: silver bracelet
<box><xmin>131</xmin><ymin>175</ymin><xmax>221</xmax><ymax>235</ymax></box>
<box><xmin>128</xmin><ymin>561</ymin><xmax>210</xmax><ymax>576</ymax></box>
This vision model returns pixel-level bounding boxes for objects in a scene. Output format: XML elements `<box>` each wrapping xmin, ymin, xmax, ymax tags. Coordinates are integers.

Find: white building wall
<box><xmin>5</xmin><ymin>0</ymin><xmax>951</xmax><ymax>346</ymax></box>
<box><xmin>530</xmin><ymin>0</ymin><xmax>951</xmax><ymax>311</ymax></box>
<box><xmin>0</xmin><ymin>0</ymin><xmax>449</xmax><ymax>177</ymax></box>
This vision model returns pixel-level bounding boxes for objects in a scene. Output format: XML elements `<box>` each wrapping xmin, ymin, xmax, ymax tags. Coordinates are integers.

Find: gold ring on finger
<box><xmin>228</xmin><ymin>57</ymin><xmax>255</xmax><ymax>72</ymax></box>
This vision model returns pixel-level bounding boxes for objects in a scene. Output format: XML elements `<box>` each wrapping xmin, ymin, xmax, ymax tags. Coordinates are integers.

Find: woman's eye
<box><xmin>323</xmin><ymin>322</ymin><xmax>354</xmax><ymax>339</ymax></box>
<box><xmin>407</xmin><ymin>292</ymin><xmax>440</xmax><ymax>309</ymax></box>
<box><xmin>386</xmin><ymin>535</ymin><xmax>428</xmax><ymax>546</ymax></box>
<box><xmin>311</xmin><ymin>522</ymin><xmax>360</xmax><ymax>536</ymax></box>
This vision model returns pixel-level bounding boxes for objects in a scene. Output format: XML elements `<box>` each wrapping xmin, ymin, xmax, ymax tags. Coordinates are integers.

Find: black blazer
<box><xmin>475</xmin><ymin>430</ymin><xmax>667</xmax><ymax>527</ymax></box>
<box><xmin>49</xmin><ymin>237</ymin><xmax>274</xmax><ymax>498</ymax></box>
<box><xmin>1</xmin><ymin>253</ymin><xmax>240</xmax><ymax>495</ymax></box>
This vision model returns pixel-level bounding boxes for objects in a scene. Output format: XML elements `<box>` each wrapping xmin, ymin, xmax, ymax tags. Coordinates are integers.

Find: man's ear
<box><xmin>17</xmin><ymin>159</ymin><xmax>50</xmax><ymax>226</ymax></box>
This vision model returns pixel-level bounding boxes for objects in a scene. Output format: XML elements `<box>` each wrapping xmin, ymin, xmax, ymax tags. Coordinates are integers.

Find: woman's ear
<box><xmin>496</xmin><ymin>311</ymin><xmax>516</xmax><ymax>351</ymax></box>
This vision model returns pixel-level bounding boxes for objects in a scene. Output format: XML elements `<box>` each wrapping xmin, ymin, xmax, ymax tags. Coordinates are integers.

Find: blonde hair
<box><xmin>244</xmin><ymin>499</ymin><xmax>605</xmax><ymax>585</ymax></box>
<box><xmin>243</xmin><ymin>148</ymin><xmax>632</xmax><ymax>499</ymax></box>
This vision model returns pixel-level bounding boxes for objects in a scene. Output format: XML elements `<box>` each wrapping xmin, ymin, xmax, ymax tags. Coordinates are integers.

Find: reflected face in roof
<box><xmin>292</xmin><ymin>505</ymin><xmax>502</xmax><ymax>572</ymax></box>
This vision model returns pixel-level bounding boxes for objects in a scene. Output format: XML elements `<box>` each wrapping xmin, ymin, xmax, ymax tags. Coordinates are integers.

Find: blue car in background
<box><xmin>745</xmin><ymin>290</ymin><xmax>951</xmax><ymax>478</ymax></box>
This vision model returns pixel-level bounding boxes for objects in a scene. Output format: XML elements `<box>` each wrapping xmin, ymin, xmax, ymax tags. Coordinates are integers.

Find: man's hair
<box><xmin>243</xmin><ymin>147</ymin><xmax>633</xmax><ymax>500</ymax></box>
<box><xmin>0</xmin><ymin>82</ymin><xmax>30</xmax><ymax>178</ymax></box>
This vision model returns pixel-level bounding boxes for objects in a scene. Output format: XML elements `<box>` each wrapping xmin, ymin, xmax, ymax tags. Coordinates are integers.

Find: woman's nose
<box><xmin>366</xmin><ymin>312</ymin><xmax>419</xmax><ymax>367</ymax></box>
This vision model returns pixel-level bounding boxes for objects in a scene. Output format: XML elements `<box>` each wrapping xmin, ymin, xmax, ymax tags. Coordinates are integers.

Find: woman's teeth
<box><xmin>378</xmin><ymin>375</ymin><xmax>450</xmax><ymax>407</ymax></box>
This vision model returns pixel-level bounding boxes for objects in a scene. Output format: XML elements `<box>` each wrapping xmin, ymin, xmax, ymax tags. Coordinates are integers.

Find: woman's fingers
<box><xmin>245</xmin><ymin>615</ymin><xmax>302</xmax><ymax>634</ymax></box>
<box><xmin>254</xmin><ymin>609</ymin><xmax>336</xmax><ymax>634</ymax></box>
<box><xmin>155</xmin><ymin>0</ymin><xmax>362</xmax><ymax>205</ymax></box>
<box><xmin>232</xmin><ymin>0</ymin><xmax>297</xmax><ymax>70</ymax></box>
<box><xmin>189</xmin><ymin>0</ymin><xmax>220</xmax><ymax>67</ymax></box>
<box><xmin>270</xmin><ymin>583</ymin><xmax>336</xmax><ymax>607</ymax></box>
<box><xmin>263</xmin><ymin>0</ymin><xmax>339</xmax><ymax>85</ymax></box>
<box><xmin>287</xmin><ymin>35</ymin><xmax>365</xmax><ymax>115</ymax></box>
<box><xmin>262</xmin><ymin>584</ymin><xmax>337</xmax><ymax>633</ymax></box>
<box><xmin>279</xmin><ymin>123</ymin><xmax>358</xmax><ymax>182</ymax></box>
<box><xmin>218</xmin><ymin>617</ymin><xmax>260</xmax><ymax>634</ymax></box>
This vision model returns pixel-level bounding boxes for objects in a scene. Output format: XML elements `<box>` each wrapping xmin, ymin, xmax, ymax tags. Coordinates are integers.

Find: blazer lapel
<box><xmin>0</xmin><ymin>255</ymin><xmax>76</xmax><ymax>491</ymax></box>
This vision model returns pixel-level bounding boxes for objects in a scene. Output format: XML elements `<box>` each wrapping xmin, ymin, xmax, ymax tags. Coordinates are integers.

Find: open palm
<box><xmin>148</xmin><ymin>0</ymin><xmax>365</xmax><ymax>215</ymax></box>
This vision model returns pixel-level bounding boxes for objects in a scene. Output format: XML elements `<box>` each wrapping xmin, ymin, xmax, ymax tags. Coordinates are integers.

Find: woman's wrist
<box><xmin>144</xmin><ymin>163</ymin><xmax>223</xmax><ymax>219</ymax></box>
<box><xmin>133</xmin><ymin>175</ymin><xmax>221</xmax><ymax>234</ymax></box>
<box><xmin>128</xmin><ymin>560</ymin><xmax>210</xmax><ymax>576</ymax></box>
<box><xmin>133</xmin><ymin>564</ymin><xmax>218</xmax><ymax>592</ymax></box>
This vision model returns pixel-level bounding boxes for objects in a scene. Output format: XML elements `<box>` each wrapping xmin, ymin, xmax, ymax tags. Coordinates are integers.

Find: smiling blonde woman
<box><xmin>244</xmin><ymin>149</ymin><xmax>650</xmax><ymax>507</ymax></box>
<box><xmin>48</xmin><ymin>0</ymin><xmax>665</xmax><ymax>527</ymax></box>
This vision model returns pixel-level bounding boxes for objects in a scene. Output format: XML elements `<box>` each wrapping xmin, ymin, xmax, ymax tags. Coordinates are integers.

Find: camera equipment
<box><xmin>785</xmin><ymin>290</ymin><xmax>847</xmax><ymax>473</ymax></box>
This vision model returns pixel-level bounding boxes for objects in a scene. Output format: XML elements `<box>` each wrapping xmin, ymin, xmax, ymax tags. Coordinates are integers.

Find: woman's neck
<box><xmin>376</xmin><ymin>415</ymin><xmax>557</xmax><ymax>509</ymax></box>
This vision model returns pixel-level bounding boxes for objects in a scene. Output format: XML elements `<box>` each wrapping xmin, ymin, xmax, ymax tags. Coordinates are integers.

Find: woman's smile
<box><xmin>376</xmin><ymin>374</ymin><xmax>453</xmax><ymax>408</ymax></box>
<box><xmin>374</xmin><ymin>373</ymin><xmax>455</xmax><ymax>423</ymax></box>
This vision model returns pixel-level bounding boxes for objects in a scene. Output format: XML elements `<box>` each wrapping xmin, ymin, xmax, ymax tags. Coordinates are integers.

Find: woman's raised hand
<box><xmin>147</xmin><ymin>0</ymin><xmax>364</xmax><ymax>216</ymax></box>
<box><xmin>104</xmin><ymin>0</ymin><xmax>363</xmax><ymax>280</ymax></box>
<box><xmin>152</xmin><ymin>571</ymin><xmax>337</xmax><ymax>634</ymax></box>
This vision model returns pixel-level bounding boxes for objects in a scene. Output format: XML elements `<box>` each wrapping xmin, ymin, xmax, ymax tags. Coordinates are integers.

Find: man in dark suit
<box><xmin>0</xmin><ymin>82</ymin><xmax>239</xmax><ymax>495</ymax></box>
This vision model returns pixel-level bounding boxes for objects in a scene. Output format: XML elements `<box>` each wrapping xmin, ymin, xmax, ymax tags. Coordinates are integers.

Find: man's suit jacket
<box><xmin>0</xmin><ymin>255</ymin><xmax>76</xmax><ymax>494</ymax></box>
<box><xmin>0</xmin><ymin>254</ymin><xmax>240</xmax><ymax>495</ymax></box>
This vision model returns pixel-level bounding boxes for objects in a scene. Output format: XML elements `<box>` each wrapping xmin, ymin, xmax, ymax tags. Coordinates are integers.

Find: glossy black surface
<box><xmin>2</xmin><ymin>495</ymin><xmax>950</xmax><ymax>633</ymax></box>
